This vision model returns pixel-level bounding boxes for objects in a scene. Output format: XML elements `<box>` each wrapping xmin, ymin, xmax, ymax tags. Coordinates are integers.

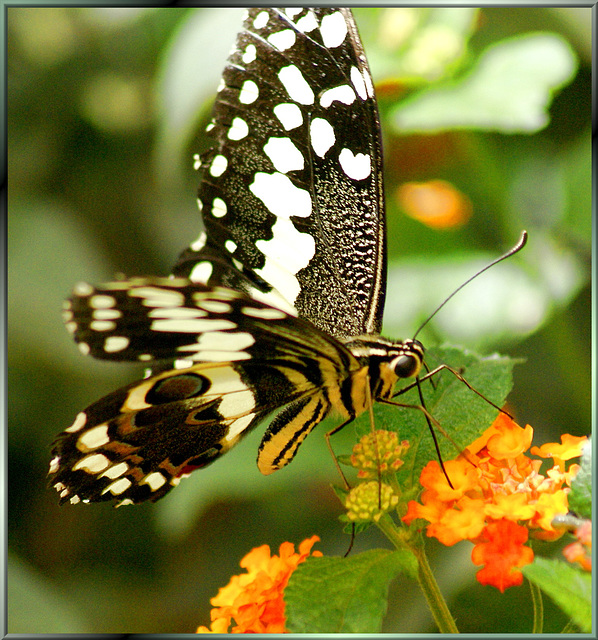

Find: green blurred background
<box><xmin>7</xmin><ymin>7</ymin><xmax>591</xmax><ymax>634</ymax></box>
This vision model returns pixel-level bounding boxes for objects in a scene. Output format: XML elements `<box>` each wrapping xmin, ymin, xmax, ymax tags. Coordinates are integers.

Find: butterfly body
<box><xmin>50</xmin><ymin>8</ymin><xmax>428</xmax><ymax>506</ymax></box>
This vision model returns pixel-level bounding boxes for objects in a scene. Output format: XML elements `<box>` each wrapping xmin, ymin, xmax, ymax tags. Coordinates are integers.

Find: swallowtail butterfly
<box><xmin>49</xmin><ymin>8</ymin><xmax>510</xmax><ymax>507</ymax></box>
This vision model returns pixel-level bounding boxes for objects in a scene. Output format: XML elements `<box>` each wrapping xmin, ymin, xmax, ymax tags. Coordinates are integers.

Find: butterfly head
<box><xmin>390</xmin><ymin>338</ymin><xmax>425</xmax><ymax>380</ymax></box>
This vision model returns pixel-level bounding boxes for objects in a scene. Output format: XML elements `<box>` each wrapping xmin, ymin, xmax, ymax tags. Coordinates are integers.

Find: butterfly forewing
<box><xmin>174</xmin><ymin>8</ymin><xmax>386</xmax><ymax>338</ymax></box>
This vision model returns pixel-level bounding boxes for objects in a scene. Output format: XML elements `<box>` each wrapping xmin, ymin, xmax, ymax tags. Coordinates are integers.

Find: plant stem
<box><xmin>376</xmin><ymin>516</ymin><xmax>459</xmax><ymax>634</ymax></box>
<box><xmin>529</xmin><ymin>579</ymin><xmax>544</xmax><ymax>634</ymax></box>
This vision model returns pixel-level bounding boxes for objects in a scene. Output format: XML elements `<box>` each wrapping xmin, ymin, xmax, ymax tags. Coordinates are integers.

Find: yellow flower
<box><xmin>196</xmin><ymin>536</ymin><xmax>322</xmax><ymax>633</ymax></box>
<box><xmin>345</xmin><ymin>481</ymin><xmax>399</xmax><ymax>523</ymax></box>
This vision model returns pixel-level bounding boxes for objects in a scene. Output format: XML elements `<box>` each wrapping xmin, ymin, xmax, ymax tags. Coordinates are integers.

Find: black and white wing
<box><xmin>52</xmin><ymin>278</ymin><xmax>360</xmax><ymax>505</ymax></box>
<box><xmin>174</xmin><ymin>8</ymin><xmax>386</xmax><ymax>338</ymax></box>
<box><xmin>50</xmin><ymin>8</ymin><xmax>388</xmax><ymax>505</ymax></box>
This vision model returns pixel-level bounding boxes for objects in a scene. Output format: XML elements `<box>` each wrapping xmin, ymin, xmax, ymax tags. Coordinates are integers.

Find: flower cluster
<box><xmin>342</xmin><ymin>430</ymin><xmax>410</xmax><ymax>523</ymax></box>
<box><xmin>345</xmin><ymin>481</ymin><xmax>399</xmax><ymax>523</ymax></box>
<box><xmin>403</xmin><ymin>413</ymin><xmax>586</xmax><ymax>591</ymax></box>
<box><xmin>196</xmin><ymin>536</ymin><xmax>321</xmax><ymax>633</ymax></box>
<box><xmin>350</xmin><ymin>430</ymin><xmax>410</xmax><ymax>478</ymax></box>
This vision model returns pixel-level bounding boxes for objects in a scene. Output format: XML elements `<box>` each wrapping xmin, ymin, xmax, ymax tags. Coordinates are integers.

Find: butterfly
<box><xmin>49</xmin><ymin>8</ymin><xmax>520</xmax><ymax>507</ymax></box>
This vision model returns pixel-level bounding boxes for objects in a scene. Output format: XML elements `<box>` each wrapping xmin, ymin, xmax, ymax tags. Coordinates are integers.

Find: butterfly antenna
<box><xmin>413</xmin><ymin>231</ymin><xmax>527</xmax><ymax>340</ymax></box>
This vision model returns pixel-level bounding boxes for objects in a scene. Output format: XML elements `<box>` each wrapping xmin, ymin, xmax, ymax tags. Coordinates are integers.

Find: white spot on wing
<box><xmin>339</xmin><ymin>148</ymin><xmax>372</xmax><ymax>180</ymax></box>
<box><xmin>102</xmin><ymin>477</ymin><xmax>132</xmax><ymax>496</ymax></box>
<box><xmin>296</xmin><ymin>12</ymin><xmax>317</xmax><ymax>32</ymax></box>
<box><xmin>241</xmin><ymin>306</ymin><xmax>287</xmax><ymax>320</ymax></box>
<box><xmin>220</xmin><ymin>390</ymin><xmax>256</xmax><ymax>421</ymax></box>
<box><xmin>49</xmin><ymin>455</ymin><xmax>60</xmax><ymax>473</ymax></box>
<box><xmin>66</xmin><ymin>412</ymin><xmax>87</xmax><ymax>433</ymax></box>
<box><xmin>248</xmin><ymin>287</ymin><xmax>298</xmax><ymax>316</ymax></box>
<box><xmin>151</xmin><ymin>318</ymin><xmax>236</xmax><ymax>333</ymax></box>
<box><xmin>351</xmin><ymin>66</ymin><xmax>368</xmax><ymax>100</ymax></box>
<box><xmin>226</xmin><ymin>413</ymin><xmax>256</xmax><ymax>441</ymax></box>
<box><xmin>100</xmin><ymin>462</ymin><xmax>129</xmax><ymax>479</ymax></box>
<box><xmin>90</xmin><ymin>320</ymin><xmax>116</xmax><ymax>332</ymax></box>
<box><xmin>147</xmin><ymin>307</ymin><xmax>206</xmax><ymax>319</ymax></box>
<box><xmin>78</xmin><ymin>424</ymin><xmax>109</xmax><ymax>451</ymax></box>
<box><xmin>93</xmin><ymin>309</ymin><xmax>122</xmax><ymax>320</ymax></box>
<box><xmin>190</xmin><ymin>261</ymin><xmax>213</xmax><ymax>284</ymax></box>
<box><xmin>250</xmin><ymin>172</ymin><xmax>311</xmax><ymax>218</ymax></box>
<box><xmin>239</xmin><ymin>80</ymin><xmax>259</xmax><ymax>104</ymax></box>
<box><xmin>263</xmin><ymin>137</ymin><xmax>304</xmax><ymax>173</ymax></box>
<box><xmin>242</xmin><ymin>44</ymin><xmax>256</xmax><ymax>64</ymax></box>
<box><xmin>141</xmin><ymin>472</ymin><xmax>166</xmax><ymax>491</ymax></box>
<box><xmin>90</xmin><ymin>295</ymin><xmax>116</xmax><ymax>309</ymax></box>
<box><xmin>310</xmin><ymin>118</ymin><xmax>336</xmax><ymax>158</ymax></box>
<box><xmin>74</xmin><ymin>282</ymin><xmax>94</xmax><ymax>296</ymax></box>
<box><xmin>255</xmin><ymin>217</ymin><xmax>315</xmax><ymax>304</ymax></box>
<box><xmin>225</xmin><ymin>239</ymin><xmax>237</xmax><ymax>254</ymax></box>
<box><xmin>129</xmin><ymin>287</ymin><xmax>185</xmax><ymax>307</ymax></box>
<box><xmin>278</xmin><ymin>65</ymin><xmax>314</xmax><ymax>105</ymax></box>
<box><xmin>320</xmin><ymin>12</ymin><xmax>348</xmax><ymax>48</ymax></box>
<box><xmin>253</xmin><ymin>10</ymin><xmax>269</xmax><ymax>29</ymax></box>
<box><xmin>195</xmin><ymin>300</ymin><xmax>232</xmax><ymax>313</ymax></box>
<box><xmin>78</xmin><ymin>342</ymin><xmax>90</xmax><ymax>356</ymax></box>
<box><xmin>320</xmin><ymin>84</ymin><xmax>355</xmax><ymax>108</ymax></box>
<box><xmin>65</xmin><ymin>321</ymin><xmax>77</xmax><ymax>334</ymax></box>
<box><xmin>212</xmin><ymin>198</ymin><xmax>227</xmax><ymax>218</ymax></box>
<box><xmin>227</xmin><ymin>117</ymin><xmax>248</xmax><ymax>141</ymax></box>
<box><xmin>73</xmin><ymin>453</ymin><xmax>110</xmax><ymax>474</ymax></box>
<box><xmin>191</xmin><ymin>229</ymin><xmax>207</xmax><ymax>251</ymax></box>
<box><xmin>268</xmin><ymin>29</ymin><xmax>296</xmax><ymax>51</ymax></box>
<box><xmin>104</xmin><ymin>336</ymin><xmax>130</xmax><ymax>353</ymax></box>
<box><xmin>209</xmin><ymin>155</ymin><xmax>228</xmax><ymax>177</ymax></box>
<box><xmin>273</xmin><ymin>103</ymin><xmax>303</xmax><ymax>131</ymax></box>
<box><xmin>256</xmin><ymin>218</ymin><xmax>315</xmax><ymax>274</ymax></box>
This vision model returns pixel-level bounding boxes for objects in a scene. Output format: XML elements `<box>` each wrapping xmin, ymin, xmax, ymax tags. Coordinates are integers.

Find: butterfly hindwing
<box><xmin>174</xmin><ymin>8</ymin><xmax>386</xmax><ymax>338</ymax></box>
<box><xmin>52</xmin><ymin>278</ymin><xmax>362</xmax><ymax>504</ymax></box>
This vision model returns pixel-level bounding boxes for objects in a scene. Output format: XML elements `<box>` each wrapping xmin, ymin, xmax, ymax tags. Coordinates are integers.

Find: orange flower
<box><xmin>403</xmin><ymin>413</ymin><xmax>587</xmax><ymax>590</ymax></box>
<box><xmin>472</xmin><ymin>520</ymin><xmax>535</xmax><ymax>592</ymax></box>
<box><xmin>196</xmin><ymin>536</ymin><xmax>322</xmax><ymax>634</ymax></box>
<box><xmin>531</xmin><ymin>434</ymin><xmax>588</xmax><ymax>471</ymax></box>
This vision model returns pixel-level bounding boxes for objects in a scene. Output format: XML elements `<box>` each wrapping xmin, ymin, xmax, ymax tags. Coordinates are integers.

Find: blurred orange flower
<box><xmin>196</xmin><ymin>536</ymin><xmax>322</xmax><ymax>634</ymax></box>
<box><xmin>562</xmin><ymin>520</ymin><xmax>592</xmax><ymax>572</ymax></box>
<box><xmin>396</xmin><ymin>179</ymin><xmax>471</xmax><ymax>229</ymax></box>
<box><xmin>403</xmin><ymin>413</ymin><xmax>586</xmax><ymax>590</ymax></box>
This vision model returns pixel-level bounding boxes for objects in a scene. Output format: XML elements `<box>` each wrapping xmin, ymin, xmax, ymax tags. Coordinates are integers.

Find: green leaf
<box><xmin>285</xmin><ymin>549</ymin><xmax>415</xmax><ymax>633</ymax></box>
<box><xmin>392</xmin><ymin>33</ymin><xmax>577</xmax><ymax>133</ymax></box>
<box><xmin>568</xmin><ymin>438</ymin><xmax>591</xmax><ymax>519</ymax></box>
<box><xmin>522</xmin><ymin>557</ymin><xmax>591</xmax><ymax>633</ymax></box>
<box><xmin>354</xmin><ymin>345</ymin><xmax>517</xmax><ymax>491</ymax></box>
